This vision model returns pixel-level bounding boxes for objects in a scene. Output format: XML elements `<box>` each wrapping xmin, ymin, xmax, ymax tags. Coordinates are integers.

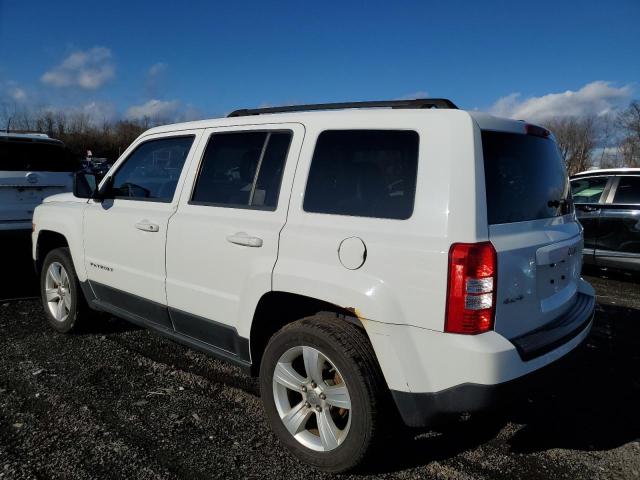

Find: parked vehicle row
<box><xmin>571</xmin><ymin>168</ymin><xmax>640</xmax><ymax>271</ymax></box>
<box><xmin>31</xmin><ymin>99</ymin><xmax>595</xmax><ymax>472</ymax></box>
<box><xmin>0</xmin><ymin>132</ymin><xmax>76</xmax><ymax>233</ymax></box>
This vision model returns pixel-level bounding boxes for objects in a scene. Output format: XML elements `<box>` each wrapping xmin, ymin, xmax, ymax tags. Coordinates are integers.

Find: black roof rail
<box><xmin>227</xmin><ymin>98</ymin><xmax>458</xmax><ymax>117</ymax></box>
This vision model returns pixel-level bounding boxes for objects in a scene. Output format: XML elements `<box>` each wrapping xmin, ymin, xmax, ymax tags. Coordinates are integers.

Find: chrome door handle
<box><xmin>135</xmin><ymin>221</ymin><xmax>159</xmax><ymax>232</ymax></box>
<box><xmin>226</xmin><ymin>232</ymin><xmax>263</xmax><ymax>247</ymax></box>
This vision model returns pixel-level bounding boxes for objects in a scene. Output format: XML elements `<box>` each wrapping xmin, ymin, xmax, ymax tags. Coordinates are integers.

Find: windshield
<box><xmin>0</xmin><ymin>140</ymin><xmax>78</xmax><ymax>172</ymax></box>
<box><xmin>481</xmin><ymin>130</ymin><xmax>571</xmax><ymax>225</ymax></box>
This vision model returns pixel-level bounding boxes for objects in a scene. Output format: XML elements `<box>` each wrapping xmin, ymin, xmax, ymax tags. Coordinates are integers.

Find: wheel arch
<box><xmin>35</xmin><ymin>230</ymin><xmax>70</xmax><ymax>273</ymax></box>
<box><xmin>248</xmin><ymin>291</ymin><xmax>365</xmax><ymax>377</ymax></box>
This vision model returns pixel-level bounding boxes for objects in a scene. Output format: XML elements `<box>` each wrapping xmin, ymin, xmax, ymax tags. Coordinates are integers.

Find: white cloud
<box><xmin>41</xmin><ymin>47</ymin><xmax>115</xmax><ymax>89</ymax></box>
<box><xmin>148</xmin><ymin>62</ymin><xmax>168</xmax><ymax>77</ymax></box>
<box><xmin>125</xmin><ymin>99</ymin><xmax>202</xmax><ymax>124</ymax></box>
<box><xmin>125</xmin><ymin>99</ymin><xmax>181</xmax><ymax>121</ymax></box>
<box><xmin>81</xmin><ymin>101</ymin><xmax>117</xmax><ymax>124</ymax></box>
<box><xmin>10</xmin><ymin>87</ymin><xmax>27</xmax><ymax>101</ymax></box>
<box><xmin>490</xmin><ymin>81</ymin><xmax>633</xmax><ymax>122</ymax></box>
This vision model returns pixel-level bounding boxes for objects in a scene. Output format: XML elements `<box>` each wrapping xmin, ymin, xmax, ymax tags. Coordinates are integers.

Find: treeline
<box><xmin>2</xmin><ymin>101</ymin><xmax>640</xmax><ymax>174</ymax></box>
<box><xmin>542</xmin><ymin>100</ymin><xmax>640</xmax><ymax>174</ymax></box>
<box><xmin>2</xmin><ymin>109</ymin><xmax>152</xmax><ymax>161</ymax></box>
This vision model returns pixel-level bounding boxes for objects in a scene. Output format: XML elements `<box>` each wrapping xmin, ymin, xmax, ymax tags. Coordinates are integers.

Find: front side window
<box><xmin>570</xmin><ymin>176</ymin><xmax>609</xmax><ymax>204</ymax></box>
<box><xmin>111</xmin><ymin>136</ymin><xmax>194</xmax><ymax>202</ymax></box>
<box><xmin>613</xmin><ymin>176</ymin><xmax>640</xmax><ymax>204</ymax></box>
<box><xmin>303</xmin><ymin>130</ymin><xmax>419</xmax><ymax>219</ymax></box>
<box><xmin>191</xmin><ymin>131</ymin><xmax>292</xmax><ymax>210</ymax></box>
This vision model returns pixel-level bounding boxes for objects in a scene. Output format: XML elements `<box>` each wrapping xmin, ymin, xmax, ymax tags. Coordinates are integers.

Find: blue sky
<box><xmin>1</xmin><ymin>0</ymin><xmax>639</xmax><ymax>123</ymax></box>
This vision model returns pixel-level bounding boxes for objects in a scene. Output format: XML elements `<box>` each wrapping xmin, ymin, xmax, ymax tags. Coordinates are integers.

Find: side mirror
<box><xmin>73</xmin><ymin>172</ymin><xmax>113</xmax><ymax>200</ymax></box>
<box><xmin>73</xmin><ymin>171</ymin><xmax>99</xmax><ymax>199</ymax></box>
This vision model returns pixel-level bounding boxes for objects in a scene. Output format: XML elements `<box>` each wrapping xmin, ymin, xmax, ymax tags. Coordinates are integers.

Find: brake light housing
<box><xmin>445</xmin><ymin>242</ymin><xmax>497</xmax><ymax>334</ymax></box>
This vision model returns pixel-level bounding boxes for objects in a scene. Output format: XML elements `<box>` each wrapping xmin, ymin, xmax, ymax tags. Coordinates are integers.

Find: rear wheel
<box><xmin>259</xmin><ymin>315</ymin><xmax>388</xmax><ymax>472</ymax></box>
<box><xmin>40</xmin><ymin>247</ymin><xmax>89</xmax><ymax>333</ymax></box>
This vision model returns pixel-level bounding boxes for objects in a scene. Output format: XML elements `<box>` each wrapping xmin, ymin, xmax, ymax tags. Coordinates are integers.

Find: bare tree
<box><xmin>617</xmin><ymin>101</ymin><xmax>640</xmax><ymax>167</ymax></box>
<box><xmin>544</xmin><ymin>116</ymin><xmax>598</xmax><ymax>174</ymax></box>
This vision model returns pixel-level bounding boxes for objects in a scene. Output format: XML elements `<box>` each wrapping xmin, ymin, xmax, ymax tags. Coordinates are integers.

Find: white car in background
<box><xmin>0</xmin><ymin>132</ymin><xmax>77</xmax><ymax>233</ymax></box>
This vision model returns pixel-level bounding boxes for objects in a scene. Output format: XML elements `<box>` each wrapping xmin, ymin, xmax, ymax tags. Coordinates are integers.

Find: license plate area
<box><xmin>535</xmin><ymin>236</ymin><xmax>582</xmax><ymax>300</ymax></box>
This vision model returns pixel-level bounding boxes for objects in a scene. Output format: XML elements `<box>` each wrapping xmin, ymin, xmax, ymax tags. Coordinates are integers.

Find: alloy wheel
<box><xmin>272</xmin><ymin>345</ymin><xmax>351</xmax><ymax>452</ymax></box>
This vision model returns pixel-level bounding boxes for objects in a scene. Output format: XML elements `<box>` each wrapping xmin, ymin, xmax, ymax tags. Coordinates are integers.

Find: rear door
<box><xmin>570</xmin><ymin>175</ymin><xmax>613</xmax><ymax>263</ymax></box>
<box><xmin>165</xmin><ymin>123</ymin><xmax>303</xmax><ymax>355</ymax></box>
<box><xmin>596</xmin><ymin>175</ymin><xmax>640</xmax><ymax>269</ymax></box>
<box><xmin>0</xmin><ymin>139</ymin><xmax>75</xmax><ymax>227</ymax></box>
<box><xmin>482</xmin><ymin>129</ymin><xmax>584</xmax><ymax>339</ymax></box>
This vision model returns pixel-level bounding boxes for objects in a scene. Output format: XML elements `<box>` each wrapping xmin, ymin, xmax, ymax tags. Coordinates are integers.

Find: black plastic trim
<box><xmin>90</xmin><ymin>281</ymin><xmax>173</xmax><ymax>330</ymax></box>
<box><xmin>228</xmin><ymin>98</ymin><xmax>458</xmax><ymax>117</ymax></box>
<box><xmin>510</xmin><ymin>292</ymin><xmax>595</xmax><ymax>361</ymax></box>
<box><xmin>84</xmin><ymin>281</ymin><xmax>251</xmax><ymax>368</ymax></box>
<box><xmin>169</xmin><ymin>307</ymin><xmax>250</xmax><ymax>361</ymax></box>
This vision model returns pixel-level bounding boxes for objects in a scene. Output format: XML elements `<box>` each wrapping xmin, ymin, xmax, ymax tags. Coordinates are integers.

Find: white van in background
<box><xmin>0</xmin><ymin>132</ymin><xmax>77</xmax><ymax>232</ymax></box>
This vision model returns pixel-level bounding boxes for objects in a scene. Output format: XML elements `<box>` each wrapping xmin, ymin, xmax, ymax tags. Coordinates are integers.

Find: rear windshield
<box><xmin>481</xmin><ymin>131</ymin><xmax>571</xmax><ymax>225</ymax></box>
<box><xmin>0</xmin><ymin>140</ymin><xmax>79</xmax><ymax>172</ymax></box>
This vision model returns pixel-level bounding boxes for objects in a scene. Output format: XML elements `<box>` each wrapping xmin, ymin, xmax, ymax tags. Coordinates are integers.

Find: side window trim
<box><xmin>249</xmin><ymin>132</ymin><xmax>271</xmax><ymax>206</ymax></box>
<box><xmin>109</xmin><ymin>134</ymin><xmax>196</xmax><ymax>204</ymax></box>
<box><xmin>188</xmin><ymin>129</ymin><xmax>292</xmax><ymax>211</ymax></box>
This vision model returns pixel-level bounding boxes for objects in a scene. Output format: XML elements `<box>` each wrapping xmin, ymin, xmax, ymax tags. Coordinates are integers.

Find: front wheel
<box><xmin>40</xmin><ymin>247</ymin><xmax>89</xmax><ymax>333</ymax></box>
<box><xmin>259</xmin><ymin>315</ymin><xmax>389</xmax><ymax>473</ymax></box>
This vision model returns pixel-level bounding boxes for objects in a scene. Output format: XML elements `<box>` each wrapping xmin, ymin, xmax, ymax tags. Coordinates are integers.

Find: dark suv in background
<box><xmin>571</xmin><ymin>168</ymin><xmax>640</xmax><ymax>271</ymax></box>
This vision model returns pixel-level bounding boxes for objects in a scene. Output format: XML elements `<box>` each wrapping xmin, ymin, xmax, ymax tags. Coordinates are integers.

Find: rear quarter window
<box><xmin>303</xmin><ymin>130</ymin><xmax>419</xmax><ymax>220</ymax></box>
<box><xmin>482</xmin><ymin>131</ymin><xmax>571</xmax><ymax>225</ymax></box>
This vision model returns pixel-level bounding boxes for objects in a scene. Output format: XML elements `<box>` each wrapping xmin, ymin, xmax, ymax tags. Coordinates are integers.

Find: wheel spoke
<box><xmin>45</xmin><ymin>288</ymin><xmax>60</xmax><ymax>302</ymax></box>
<box><xmin>60</xmin><ymin>269</ymin><xmax>69</xmax><ymax>288</ymax></box>
<box><xmin>302</xmin><ymin>347</ymin><xmax>324</xmax><ymax>383</ymax></box>
<box><xmin>273</xmin><ymin>362</ymin><xmax>306</xmax><ymax>391</ymax></box>
<box><xmin>56</xmin><ymin>298</ymin><xmax>66</xmax><ymax>319</ymax></box>
<box><xmin>62</xmin><ymin>291</ymin><xmax>72</xmax><ymax>310</ymax></box>
<box><xmin>323</xmin><ymin>384</ymin><xmax>350</xmax><ymax>410</ymax></box>
<box><xmin>317</xmin><ymin>408</ymin><xmax>340</xmax><ymax>450</ymax></box>
<box><xmin>281</xmin><ymin>401</ymin><xmax>312</xmax><ymax>436</ymax></box>
<box><xmin>48</xmin><ymin>265</ymin><xmax>62</xmax><ymax>285</ymax></box>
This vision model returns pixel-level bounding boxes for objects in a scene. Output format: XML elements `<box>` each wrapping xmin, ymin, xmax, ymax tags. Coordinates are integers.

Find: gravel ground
<box><xmin>0</xmin><ymin>239</ymin><xmax>639</xmax><ymax>479</ymax></box>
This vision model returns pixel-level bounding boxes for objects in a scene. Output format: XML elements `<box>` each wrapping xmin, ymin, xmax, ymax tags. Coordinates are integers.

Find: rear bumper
<box><xmin>363</xmin><ymin>288</ymin><xmax>595</xmax><ymax>427</ymax></box>
<box><xmin>390</xmin><ymin>317</ymin><xmax>592</xmax><ymax>427</ymax></box>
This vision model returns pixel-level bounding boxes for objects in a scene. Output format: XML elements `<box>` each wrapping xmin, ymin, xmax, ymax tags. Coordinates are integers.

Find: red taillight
<box><xmin>445</xmin><ymin>242</ymin><xmax>497</xmax><ymax>334</ymax></box>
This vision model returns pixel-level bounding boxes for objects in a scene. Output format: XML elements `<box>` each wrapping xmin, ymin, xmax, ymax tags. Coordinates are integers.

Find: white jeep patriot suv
<box><xmin>32</xmin><ymin>99</ymin><xmax>595</xmax><ymax>472</ymax></box>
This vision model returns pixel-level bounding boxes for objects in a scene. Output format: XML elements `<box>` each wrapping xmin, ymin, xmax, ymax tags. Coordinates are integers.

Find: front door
<box><xmin>83</xmin><ymin>133</ymin><xmax>200</xmax><ymax>328</ymax></box>
<box><xmin>165</xmin><ymin>124</ymin><xmax>304</xmax><ymax>358</ymax></box>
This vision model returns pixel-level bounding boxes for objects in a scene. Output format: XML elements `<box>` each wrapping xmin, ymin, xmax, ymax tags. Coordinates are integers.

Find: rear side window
<box><xmin>482</xmin><ymin>131</ymin><xmax>570</xmax><ymax>225</ymax></box>
<box><xmin>303</xmin><ymin>130</ymin><xmax>419</xmax><ymax>220</ymax></box>
<box><xmin>570</xmin><ymin>176</ymin><xmax>608</xmax><ymax>203</ymax></box>
<box><xmin>613</xmin><ymin>176</ymin><xmax>640</xmax><ymax>204</ymax></box>
<box><xmin>0</xmin><ymin>140</ymin><xmax>78</xmax><ymax>172</ymax></box>
<box><xmin>191</xmin><ymin>131</ymin><xmax>292</xmax><ymax>210</ymax></box>
<box><xmin>112</xmin><ymin>136</ymin><xmax>194</xmax><ymax>202</ymax></box>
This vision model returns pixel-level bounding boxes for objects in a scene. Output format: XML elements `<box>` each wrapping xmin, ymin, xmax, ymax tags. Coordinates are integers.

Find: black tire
<box><xmin>40</xmin><ymin>247</ymin><xmax>89</xmax><ymax>333</ymax></box>
<box><xmin>259</xmin><ymin>314</ymin><xmax>389</xmax><ymax>473</ymax></box>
